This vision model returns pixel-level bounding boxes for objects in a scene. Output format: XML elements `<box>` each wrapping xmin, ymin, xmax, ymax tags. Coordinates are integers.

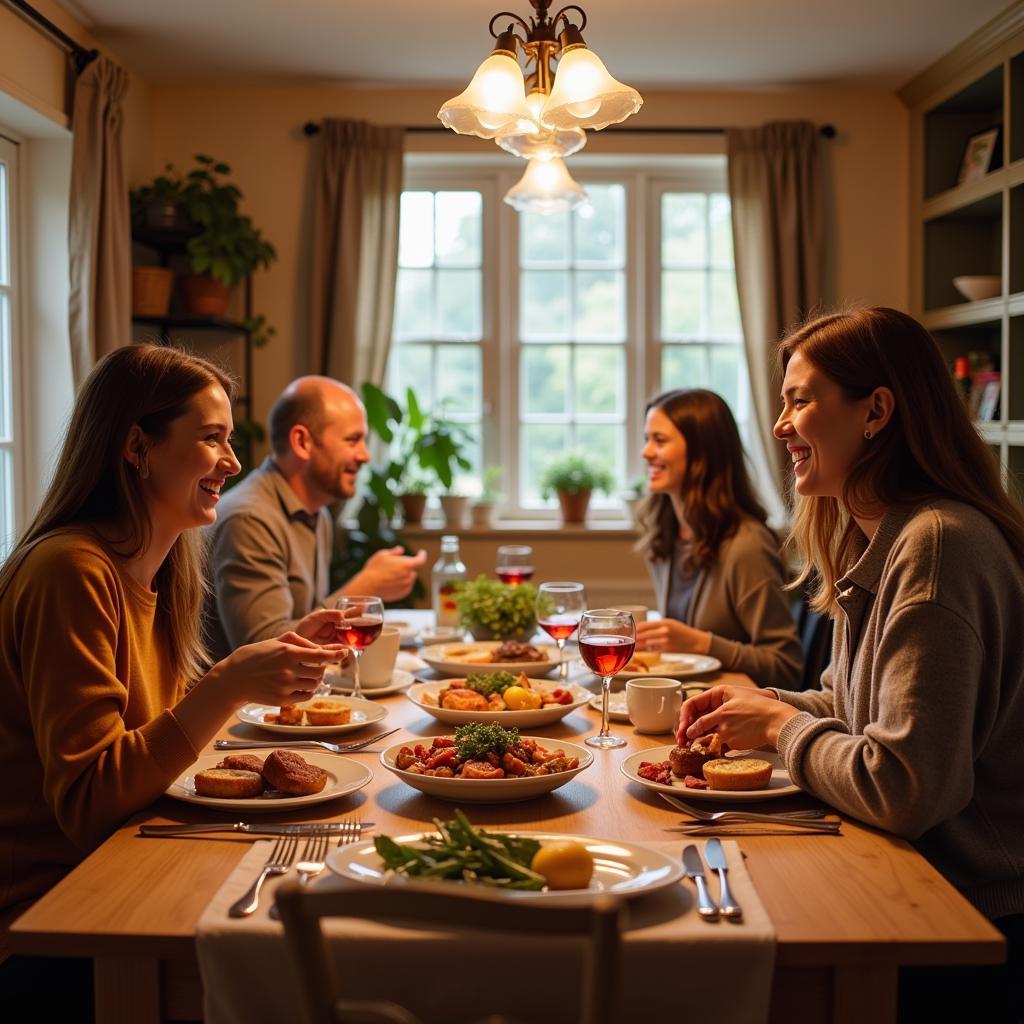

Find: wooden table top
<box><xmin>10</xmin><ymin>664</ymin><xmax>1004</xmax><ymax>970</ymax></box>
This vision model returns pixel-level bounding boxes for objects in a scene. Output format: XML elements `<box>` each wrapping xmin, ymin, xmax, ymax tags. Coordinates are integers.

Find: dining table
<box><xmin>8</xmin><ymin>615</ymin><xmax>1005</xmax><ymax>1024</ymax></box>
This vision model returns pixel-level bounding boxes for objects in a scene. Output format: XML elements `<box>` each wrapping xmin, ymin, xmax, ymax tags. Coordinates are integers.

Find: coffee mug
<box><xmin>354</xmin><ymin>624</ymin><xmax>401</xmax><ymax>687</ymax></box>
<box><xmin>626</xmin><ymin>676</ymin><xmax>682</xmax><ymax>734</ymax></box>
<box><xmin>616</xmin><ymin>604</ymin><xmax>649</xmax><ymax>624</ymax></box>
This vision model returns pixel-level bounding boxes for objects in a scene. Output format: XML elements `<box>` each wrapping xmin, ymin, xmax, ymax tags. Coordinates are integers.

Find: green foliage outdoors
<box><xmin>539</xmin><ymin>450</ymin><xmax>614</xmax><ymax>499</ymax></box>
<box><xmin>453</xmin><ymin>576</ymin><xmax>540</xmax><ymax>639</ymax></box>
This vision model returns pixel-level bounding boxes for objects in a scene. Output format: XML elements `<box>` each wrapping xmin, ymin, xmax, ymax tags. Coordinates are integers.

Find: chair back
<box><xmin>791</xmin><ymin>589</ymin><xmax>833</xmax><ymax>691</ymax></box>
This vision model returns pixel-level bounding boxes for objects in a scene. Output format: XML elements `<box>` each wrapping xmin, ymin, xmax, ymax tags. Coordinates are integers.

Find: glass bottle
<box><xmin>432</xmin><ymin>535</ymin><xmax>467</xmax><ymax>627</ymax></box>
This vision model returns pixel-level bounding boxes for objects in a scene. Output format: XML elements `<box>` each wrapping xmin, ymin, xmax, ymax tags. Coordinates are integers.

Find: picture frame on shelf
<box><xmin>970</xmin><ymin>370</ymin><xmax>1001</xmax><ymax>422</ymax></box>
<box><xmin>957</xmin><ymin>126</ymin><xmax>1001</xmax><ymax>185</ymax></box>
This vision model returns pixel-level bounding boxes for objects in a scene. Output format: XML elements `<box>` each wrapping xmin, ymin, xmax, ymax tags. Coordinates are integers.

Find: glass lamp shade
<box><xmin>504</xmin><ymin>157</ymin><xmax>588</xmax><ymax>215</ymax></box>
<box><xmin>438</xmin><ymin>52</ymin><xmax>534</xmax><ymax>139</ymax></box>
<box><xmin>495</xmin><ymin>89</ymin><xmax>586</xmax><ymax>160</ymax></box>
<box><xmin>541</xmin><ymin>47</ymin><xmax>643</xmax><ymax>131</ymax></box>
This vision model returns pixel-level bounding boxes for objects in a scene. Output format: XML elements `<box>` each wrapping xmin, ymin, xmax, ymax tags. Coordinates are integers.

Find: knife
<box><xmin>138</xmin><ymin>821</ymin><xmax>374</xmax><ymax>837</ymax></box>
<box><xmin>681</xmin><ymin>844</ymin><xmax>719</xmax><ymax>920</ymax></box>
<box><xmin>703</xmin><ymin>838</ymin><xmax>742</xmax><ymax>920</ymax></box>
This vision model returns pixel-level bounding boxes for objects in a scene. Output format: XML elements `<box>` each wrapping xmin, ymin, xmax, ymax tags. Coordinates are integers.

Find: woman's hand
<box><xmin>295</xmin><ymin>608</ymin><xmax>351</xmax><ymax>657</ymax></box>
<box><xmin>635</xmin><ymin>617</ymin><xmax>711</xmax><ymax>655</ymax></box>
<box><xmin>676</xmin><ymin>684</ymin><xmax>798</xmax><ymax>751</ymax></box>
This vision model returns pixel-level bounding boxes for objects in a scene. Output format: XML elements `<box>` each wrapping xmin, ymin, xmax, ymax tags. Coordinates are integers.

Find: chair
<box><xmin>276</xmin><ymin>880</ymin><xmax>623</xmax><ymax>1024</ymax></box>
<box><xmin>791</xmin><ymin>589</ymin><xmax>833</xmax><ymax>691</ymax></box>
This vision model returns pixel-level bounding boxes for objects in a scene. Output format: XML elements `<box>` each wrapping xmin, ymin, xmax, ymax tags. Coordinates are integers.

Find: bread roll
<box><xmin>263</xmin><ymin>749</ymin><xmax>328</xmax><ymax>795</ymax></box>
<box><xmin>702</xmin><ymin>757</ymin><xmax>773</xmax><ymax>792</ymax></box>
<box><xmin>303</xmin><ymin>700</ymin><xmax>352</xmax><ymax>726</ymax></box>
<box><xmin>194</xmin><ymin>768</ymin><xmax>265</xmax><ymax>799</ymax></box>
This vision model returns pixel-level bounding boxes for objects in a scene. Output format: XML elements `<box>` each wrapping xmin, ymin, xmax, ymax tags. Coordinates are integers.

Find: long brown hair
<box><xmin>637</xmin><ymin>389</ymin><xmax>768</xmax><ymax>570</ymax></box>
<box><xmin>0</xmin><ymin>344</ymin><xmax>235</xmax><ymax>683</ymax></box>
<box><xmin>781</xmin><ymin>307</ymin><xmax>1024</xmax><ymax>612</ymax></box>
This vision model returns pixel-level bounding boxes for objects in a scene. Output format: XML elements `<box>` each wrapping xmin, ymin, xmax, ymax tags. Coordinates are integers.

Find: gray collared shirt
<box><xmin>204</xmin><ymin>457</ymin><xmax>334</xmax><ymax>661</ymax></box>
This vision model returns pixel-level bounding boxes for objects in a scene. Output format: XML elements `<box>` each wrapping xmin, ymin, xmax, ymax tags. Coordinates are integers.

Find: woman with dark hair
<box><xmin>636</xmin><ymin>388</ymin><xmax>802</xmax><ymax>688</ymax></box>
<box><xmin>678</xmin><ymin>308</ymin><xmax>1024</xmax><ymax>1020</ymax></box>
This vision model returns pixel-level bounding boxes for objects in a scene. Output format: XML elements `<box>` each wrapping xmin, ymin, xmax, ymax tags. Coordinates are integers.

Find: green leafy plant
<box><xmin>475</xmin><ymin>466</ymin><xmax>503</xmax><ymax>505</ymax></box>
<box><xmin>539</xmin><ymin>451</ymin><xmax>614</xmax><ymax>499</ymax></box>
<box><xmin>129</xmin><ymin>164</ymin><xmax>188</xmax><ymax>224</ymax></box>
<box><xmin>453</xmin><ymin>576</ymin><xmax>538</xmax><ymax>639</ymax></box>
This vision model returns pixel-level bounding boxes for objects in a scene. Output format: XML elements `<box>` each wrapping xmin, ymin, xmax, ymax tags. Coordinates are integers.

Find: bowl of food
<box><xmin>952</xmin><ymin>275</ymin><xmax>1001</xmax><ymax>302</ymax></box>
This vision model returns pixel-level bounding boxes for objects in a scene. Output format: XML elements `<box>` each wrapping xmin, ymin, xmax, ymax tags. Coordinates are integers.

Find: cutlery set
<box><xmin>682</xmin><ymin>840</ymin><xmax>741</xmax><ymax>923</ymax></box>
<box><xmin>659</xmin><ymin>792</ymin><xmax>842</xmax><ymax>834</ymax></box>
<box><xmin>213</xmin><ymin>729</ymin><xmax>399</xmax><ymax>755</ymax></box>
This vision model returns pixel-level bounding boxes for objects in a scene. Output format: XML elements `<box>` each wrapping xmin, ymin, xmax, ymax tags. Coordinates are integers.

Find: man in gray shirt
<box><xmin>205</xmin><ymin>376</ymin><xmax>426</xmax><ymax>661</ymax></box>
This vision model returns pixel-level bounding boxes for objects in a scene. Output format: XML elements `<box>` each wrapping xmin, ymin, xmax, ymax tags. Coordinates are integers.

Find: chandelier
<box><xmin>438</xmin><ymin>0</ymin><xmax>642</xmax><ymax>214</ymax></box>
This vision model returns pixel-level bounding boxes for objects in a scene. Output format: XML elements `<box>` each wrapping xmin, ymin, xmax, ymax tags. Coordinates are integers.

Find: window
<box><xmin>0</xmin><ymin>134</ymin><xmax>18</xmax><ymax>554</ymax></box>
<box><xmin>386</xmin><ymin>159</ymin><xmax>748</xmax><ymax>517</ymax></box>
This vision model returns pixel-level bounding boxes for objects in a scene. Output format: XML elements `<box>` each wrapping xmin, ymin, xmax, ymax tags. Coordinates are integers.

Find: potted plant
<box><xmin>439</xmin><ymin>491</ymin><xmax>470</xmax><ymax>530</ymax></box>
<box><xmin>622</xmin><ymin>476</ymin><xmax>647</xmax><ymax>526</ymax></box>
<box><xmin>472</xmin><ymin>467</ymin><xmax>502</xmax><ymax>528</ymax></box>
<box><xmin>129</xmin><ymin>163</ymin><xmax>191</xmax><ymax>232</ymax></box>
<box><xmin>453</xmin><ymin>576</ymin><xmax>539</xmax><ymax>641</ymax></box>
<box><xmin>398</xmin><ymin>478</ymin><xmax>429</xmax><ymax>526</ymax></box>
<box><xmin>540</xmin><ymin>451</ymin><xmax>614</xmax><ymax>525</ymax></box>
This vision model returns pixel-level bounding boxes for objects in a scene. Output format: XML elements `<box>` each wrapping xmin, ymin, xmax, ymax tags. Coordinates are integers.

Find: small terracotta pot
<box><xmin>471</xmin><ymin>502</ymin><xmax>495</xmax><ymax>529</ymax></box>
<box><xmin>440</xmin><ymin>495</ymin><xmax>469</xmax><ymax>530</ymax></box>
<box><xmin>400</xmin><ymin>493</ymin><xmax>427</xmax><ymax>526</ymax></box>
<box><xmin>131</xmin><ymin>266</ymin><xmax>173</xmax><ymax>317</ymax></box>
<box><xmin>557</xmin><ymin>489</ymin><xmax>591</xmax><ymax>525</ymax></box>
<box><xmin>179</xmin><ymin>272</ymin><xmax>230</xmax><ymax>317</ymax></box>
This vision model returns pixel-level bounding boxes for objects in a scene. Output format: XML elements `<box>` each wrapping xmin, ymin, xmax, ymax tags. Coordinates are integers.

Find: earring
<box><xmin>864</xmin><ymin>430</ymin><xmax>873</xmax><ymax>439</ymax></box>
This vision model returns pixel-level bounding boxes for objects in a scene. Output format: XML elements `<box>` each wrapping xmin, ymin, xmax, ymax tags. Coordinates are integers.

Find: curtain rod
<box><xmin>303</xmin><ymin>121</ymin><xmax>836</xmax><ymax>138</ymax></box>
<box><xmin>5</xmin><ymin>0</ymin><xmax>98</xmax><ymax>74</ymax></box>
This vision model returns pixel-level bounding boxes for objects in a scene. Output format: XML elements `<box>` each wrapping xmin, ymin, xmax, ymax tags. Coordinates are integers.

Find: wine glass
<box><xmin>495</xmin><ymin>545</ymin><xmax>534</xmax><ymax>584</ymax></box>
<box><xmin>536</xmin><ymin>582</ymin><xmax>586</xmax><ymax>683</ymax></box>
<box><xmin>579</xmin><ymin>608</ymin><xmax>636</xmax><ymax>750</ymax></box>
<box><xmin>335</xmin><ymin>596</ymin><xmax>384</xmax><ymax>699</ymax></box>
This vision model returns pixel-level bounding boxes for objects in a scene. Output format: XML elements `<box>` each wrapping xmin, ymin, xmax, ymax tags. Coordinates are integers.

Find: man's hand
<box><xmin>345</xmin><ymin>546</ymin><xmax>427</xmax><ymax>602</ymax></box>
<box><xmin>676</xmin><ymin>684</ymin><xmax>796</xmax><ymax>751</ymax></box>
<box><xmin>635</xmin><ymin>617</ymin><xmax>711</xmax><ymax>655</ymax></box>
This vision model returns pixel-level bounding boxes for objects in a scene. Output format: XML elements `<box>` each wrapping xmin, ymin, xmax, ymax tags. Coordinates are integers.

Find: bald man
<box><xmin>204</xmin><ymin>376</ymin><xmax>426</xmax><ymax>661</ymax></box>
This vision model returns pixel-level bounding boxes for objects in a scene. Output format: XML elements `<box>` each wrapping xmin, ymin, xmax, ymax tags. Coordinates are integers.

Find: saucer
<box><xmin>588</xmin><ymin>692</ymin><xmax>630</xmax><ymax>722</ymax></box>
<box><xmin>330</xmin><ymin>668</ymin><xmax>414</xmax><ymax>698</ymax></box>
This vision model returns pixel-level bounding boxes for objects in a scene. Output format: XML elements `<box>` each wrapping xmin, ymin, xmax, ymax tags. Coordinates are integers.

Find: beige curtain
<box><xmin>308</xmin><ymin>120</ymin><xmax>404</xmax><ymax>390</ymax></box>
<box><xmin>727</xmin><ymin>121</ymin><xmax>824</xmax><ymax>503</ymax></box>
<box><xmin>68</xmin><ymin>56</ymin><xmax>131</xmax><ymax>386</ymax></box>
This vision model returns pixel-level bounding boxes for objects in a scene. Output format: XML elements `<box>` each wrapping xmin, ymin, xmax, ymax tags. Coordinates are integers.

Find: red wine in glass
<box><xmin>340</xmin><ymin>616</ymin><xmax>383</xmax><ymax>650</ymax></box>
<box><xmin>496</xmin><ymin>566</ymin><xmax>534</xmax><ymax>584</ymax></box>
<box><xmin>539</xmin><ymin>614</ymin><xmax>581</xmax><ymax>642</ymax></box>
<box><xmin>579</xmin><ymin>635</ymin><xmax>636</xmax><ymax>677</ymax></box>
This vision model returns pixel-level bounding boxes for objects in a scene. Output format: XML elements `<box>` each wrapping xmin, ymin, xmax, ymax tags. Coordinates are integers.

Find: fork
<box><xmin>228</xmin><ymin>834</ymin><xmax>298</xmax><ymax>917</ymax></box>
<box><xmin>659</xmin><ymin>792</ymin><xmax>831</xmax><ymax>823</ymax></box>
<box><xmin>215</xmin><ymin>728</ymin><xmax>399</xmax><ymax>755</ymax></box>
<box><xmin>269</xmin><ymin>821</ymin><xmax>365</xmax><ymax>920</ymax></box>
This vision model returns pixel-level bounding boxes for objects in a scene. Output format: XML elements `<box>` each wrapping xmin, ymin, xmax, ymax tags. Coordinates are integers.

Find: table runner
<box><xmin>197</xmin><ymin>838</ymin><xmax>775</xmax><ymax>1024</ymax></box>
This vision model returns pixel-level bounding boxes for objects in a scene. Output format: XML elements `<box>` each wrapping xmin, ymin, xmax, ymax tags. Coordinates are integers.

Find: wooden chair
<box><xmin>275</xmin><ymin>879</ymin><xmax>623</xmax><ymax>1024</ymax></box>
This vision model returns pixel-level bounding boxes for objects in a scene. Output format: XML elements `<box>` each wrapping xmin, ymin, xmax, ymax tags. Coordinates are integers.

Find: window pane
<box><xmin>521</xmin><ymin>423</ymin><xmax>569</xmax><ymax>503</ymax></box>
<box><xmin>521</xmin><ymin>270</ymin><xmax>570</xmax><ymax>339</ymax></box>
<box><xmin>453</xmin><ymin>422</ymin><xmax>481</xmax><ymax>489</ymax></box>
<box><xmin>393</xmin><ymin>269</ymin><xmax>433</xmax><ymax>340</ymax></box>
<box><xmin>661</xmin><ymin>270</ymin><xmax>704</xmax><ymax>338</ymax></box>
<box><xmin>574</xmin><ymin>345</ymin><xmax>623</xmax><ymax>417</ymax></box>
<box><xmin>574</xmin><ymin>270</ymin><xmax>625</xmax><ymax>340</ymax></box>
<box><xmin>521</xmin><ymin>208</ymin><xmax>570</xmax><ymax>264</ymax></box>
<box><xmin>575</xmin><ymin>184</ymin><xmax>625</xmax><ymax>265</ymax></box>
<box><xmin>709</xmin><ymin>270</ymin><xmax>741</xmax><ymax>337</ymax></box>
<box><xmin>435</xmin><ymin>344</ymin><xmax>481</xmax><ymax>417</ymax></box>
<box><xmin>662</xmin><ymin>193</ymin><xmax>706</xmax><ymax>265</ymax></box>
<box><xmin>522</xmin><ymin>346</ymin><xmax>568</xmax><ymax>415</ymax></box>
<box><xmin>436</xmin><ymin>269</ymin><xmax>481</xmax><ymax>339</ymax></box>
<box><xmin>0</xmin><ymin>293</ymin><xmax>9</xmax><ymax>440</ymax></box>
<box><xmin>662</xmin><ymin>344</ymin><xmax>707</xmax><ymax>390</ymax></box>
<box><xmin>0</xmin><ymin>448</ymin><xmax>11</xmax><ymax>558</ymax></box>
<box><xmin>709</xmin><ymin>346</ymin><xmax>740</xmax><ymax>411</ymax></box>
<box><xmin>388</xmin><ymin>343</ymin><xmax>433</xmax><ymax>410</ymax></box>
<box><xmin>574</xmin><ymin>424</ymin><xmax>621</xmax><ymax>495</ymax></box>
<box><xmin>435</xmin><ymin>192</ymin><xmax>481</xmax><ymax>266</ymax></box>
<box><xmin>709</xmin><ymin>194</ymin><xmax>733</xmax><ymax>264</ymax></box>
<box><xmin>399</xmin><ymin>192</ymin><xmax>433</xmax><ymax>267</ymax></box>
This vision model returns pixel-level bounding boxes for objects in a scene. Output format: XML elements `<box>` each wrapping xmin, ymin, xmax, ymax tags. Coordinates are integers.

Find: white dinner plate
<box><xmin>166</xmin><ymin>751</ymin><xmax>372</xmax><ymax>812</ymax></box>
<box><xmin>579</xmin><ymin>652</ymin><xmax>721</xmax><ymax>680</ymax></box>
<box><xmin>420</xmin><ymin>642</ymin><xmax>559</xmax><ymax>679</ymax></box>
<box><xmin>236</xmin><ymin>696</ymin><xmax>387</xmax><ymax>735</ymax></box>
<box><xmin>407</xmin><ymin>679</ymin><xmax>591</xmax><ymax>728</ymax></box>
<box><xmin>588</xmin><ymin>692</ymin><xmax>631</xmax><ymax>722</ymax></box>
<box><xmin>380</xmin><ymin>736</ymin><xmax>592</xmax><ymax>803</ymax></box>
<box><xmin>327</xmin><ymin>831</ymin><xmax>684</xmax><ymax>906</ymax></box>
<box><xmin>326</xmin><ymin>668</ymin><xmax>415</xmax><ymax>698</ymax></box>
<box><xmin>620</xmin><ymin>746</ymin><xmax>800</xmax><ymax>801</ymax></box>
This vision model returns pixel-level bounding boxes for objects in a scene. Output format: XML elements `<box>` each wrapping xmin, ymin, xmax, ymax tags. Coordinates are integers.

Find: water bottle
<box><xmin>432</xmin><ymin>535</ymin><xmax>467</xmax><ymax>627</ymax></box>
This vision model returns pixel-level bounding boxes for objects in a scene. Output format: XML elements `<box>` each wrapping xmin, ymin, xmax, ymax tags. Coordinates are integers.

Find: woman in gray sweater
<box><xmin>636</xmin><ymin>389</ymin><xmax>802</xmax><ymax>689</ymax></box>
<box><xmin>678</xmin><ymin>307</ymin><xmax>1024</xmax><ymax>1021</ymax></box>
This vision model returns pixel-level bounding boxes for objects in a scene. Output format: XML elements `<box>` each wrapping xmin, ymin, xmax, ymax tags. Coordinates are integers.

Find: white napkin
<box><xmin>198</xmin><ymin>838</ymin><xmax>775</xmax><ymax>1024</ymax></box>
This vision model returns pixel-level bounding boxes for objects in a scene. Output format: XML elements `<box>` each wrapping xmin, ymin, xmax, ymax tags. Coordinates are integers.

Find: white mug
<box><xmin>626</xmin><ymin>676</ymin><xmax>682</xmax><ymax>734</ymax></box>
<box><xmin>616</xmin><ymin>604</ymin><xmax>649</xmax><ymax>624</ymax></box>
<box><xmin>353</xmin><ymin>624</ymin><xmax>401</xmax><ymax>688</ymax></box>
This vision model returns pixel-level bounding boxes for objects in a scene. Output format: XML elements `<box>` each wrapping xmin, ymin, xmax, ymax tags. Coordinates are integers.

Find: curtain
<box><xmin>308</xmin><ymin>120</ymin><xmax>404</xmax><ymax>390</ymax></box>
<box><xmin>68</xmin><ymin>56</ymin><xmax>131</xmax><ymax>386</ymax></box>
<box><xmin>727</xmin><ymin>121</ymin><xmax>824</xmax><ymax>504</ymax></box>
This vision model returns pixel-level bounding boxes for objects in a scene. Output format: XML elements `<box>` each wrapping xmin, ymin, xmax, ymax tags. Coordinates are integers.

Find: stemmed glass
<box><xmin>336</xmin><ymin>596</ymin><xmax>384</xmax><ymax>699</ymax></box>
<box><xmin>579</xmin><ymin>608</ymin><xmax>636</xmax><ymax>750</ymax></box>
<box><xmin>495</xmin><ymin>545</ymin><xmax>534</xmax><ymax>584</ymax></box>
<box><xmin>536</xmin><ymin>582</ymin><xmax>586</xmax><ymax>684</ymax></box>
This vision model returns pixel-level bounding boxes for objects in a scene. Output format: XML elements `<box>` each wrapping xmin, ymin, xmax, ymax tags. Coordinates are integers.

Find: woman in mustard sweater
<box><xmin>0</xmin><ymin>345</ymin><xmax>346</xmax><ymax>1011</ymax></box>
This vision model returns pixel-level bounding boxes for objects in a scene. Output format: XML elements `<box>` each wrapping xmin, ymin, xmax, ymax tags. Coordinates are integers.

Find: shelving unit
<box><xmin>902</xmin><ymin>4</ymin><xmax>1024</xmax><ymax>502</ymax></box>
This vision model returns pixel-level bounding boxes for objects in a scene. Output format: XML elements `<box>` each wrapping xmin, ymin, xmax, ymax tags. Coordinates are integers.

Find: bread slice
<box><xmin>702</xmin><ymin>757</ymin><xmax>773</xmax><ymax>792</ymax></box>
<box><xmin>193</xmin><ymin>768</ymin><xmax>265</xmax><ymax>799</ymax></box>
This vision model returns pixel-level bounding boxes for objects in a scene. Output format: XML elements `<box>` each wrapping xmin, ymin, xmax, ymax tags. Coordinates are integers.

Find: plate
<box><xmin>327</xmin><ymin>668</ymin><xmax>415</xmax><ymax>698</ymax></box>
<box><xmin>383</xmin><ymin>619</ymin><xmax>419</xmax><ymax>644</ymax></box>
<box><xmin>167</xmin><ymin>751</ymin><xmax>372</xmax><ymax>812</ymax></box>
<box><xmin>620</xmin><ymin>746</ymin><xmax>800</xmax><ymax>801</ymax></box>
<box><xmin>420</xmin><ymin>641</ymin><xmax>559</xmax><ymax>679</ymax></box>
<box><xmin>380</xmin><ymin>736</ymin><xmax>592</xmax><ymax>803</ymax></box>
<box><xmin>327</xmin><ymin>831</ymin><xmax>684</xmax><ymax>906</ymax></box>
<box><xmin>407</xmin><ymin>679</ymin><xmax>591</xmax><ymax>728</ymax></box>
<box><xmin>579</xmin><ymin>652</ymin><xmax>721</xmax><ymax>680</ymax></box>
<box><xmin>236</xmin><ymin>696</ymin><xmax>387</xmax><ymax>735</ymax></box>
<box><xmin>588</xmin><ymin>692</ymin><xmax>630</xmax><ymax>722</ymax></box>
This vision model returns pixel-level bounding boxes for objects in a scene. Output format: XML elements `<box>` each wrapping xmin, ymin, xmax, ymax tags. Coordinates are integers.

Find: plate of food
<box><xmin>327</xmin><ymin>810</ymin><xmax>684</xmax><ymax>906</ymax></box>
<box><xmin>407</xmin><ymin>671</ymin><xmax>590</xmax><ymax>727</ymax></box>
<box><xmin>236</xmin><ymin>696</ymin><xmax>387</xmax><ymax>735</ymax></box>
<box><xmin>621</xmin><ymin>734</ymin><xmax>799</xmax><ymax>801</ymax></box>
<box><xmin>420</xmin><ymin>641</ymin><xmax>558</xmax><ymax>679</ymax></box>
<box><xmin>380</xmin><ymin>724</ymin><xmax>592</xmax><ymax>802</ymax></box>
<box><xmin>580</xmin><ymin>650</ymin><xmax>721</xmax><ymax>680</ymax></box>
<box><xmin>167</xmin><ymin>750</ymin><xmax>372</xmax><ymax>812</ymax></box>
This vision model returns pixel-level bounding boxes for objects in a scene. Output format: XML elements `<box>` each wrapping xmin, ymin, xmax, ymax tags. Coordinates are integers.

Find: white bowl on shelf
<box><xmin>952</xmin><ymin>275</ymin><xmax>1001</xmax><ymax>302</ymax></box>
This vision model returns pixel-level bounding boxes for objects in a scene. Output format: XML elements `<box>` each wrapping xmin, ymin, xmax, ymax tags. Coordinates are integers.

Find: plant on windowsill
<box><xmin>540</xmin><ymin>451</ymin><xmax>614</xmax><ymax>526</ymax></box>
<box><xmin>472</xmin><ymin>466</ymin><xmax>503</xmax><ymax>529</ymax></box>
